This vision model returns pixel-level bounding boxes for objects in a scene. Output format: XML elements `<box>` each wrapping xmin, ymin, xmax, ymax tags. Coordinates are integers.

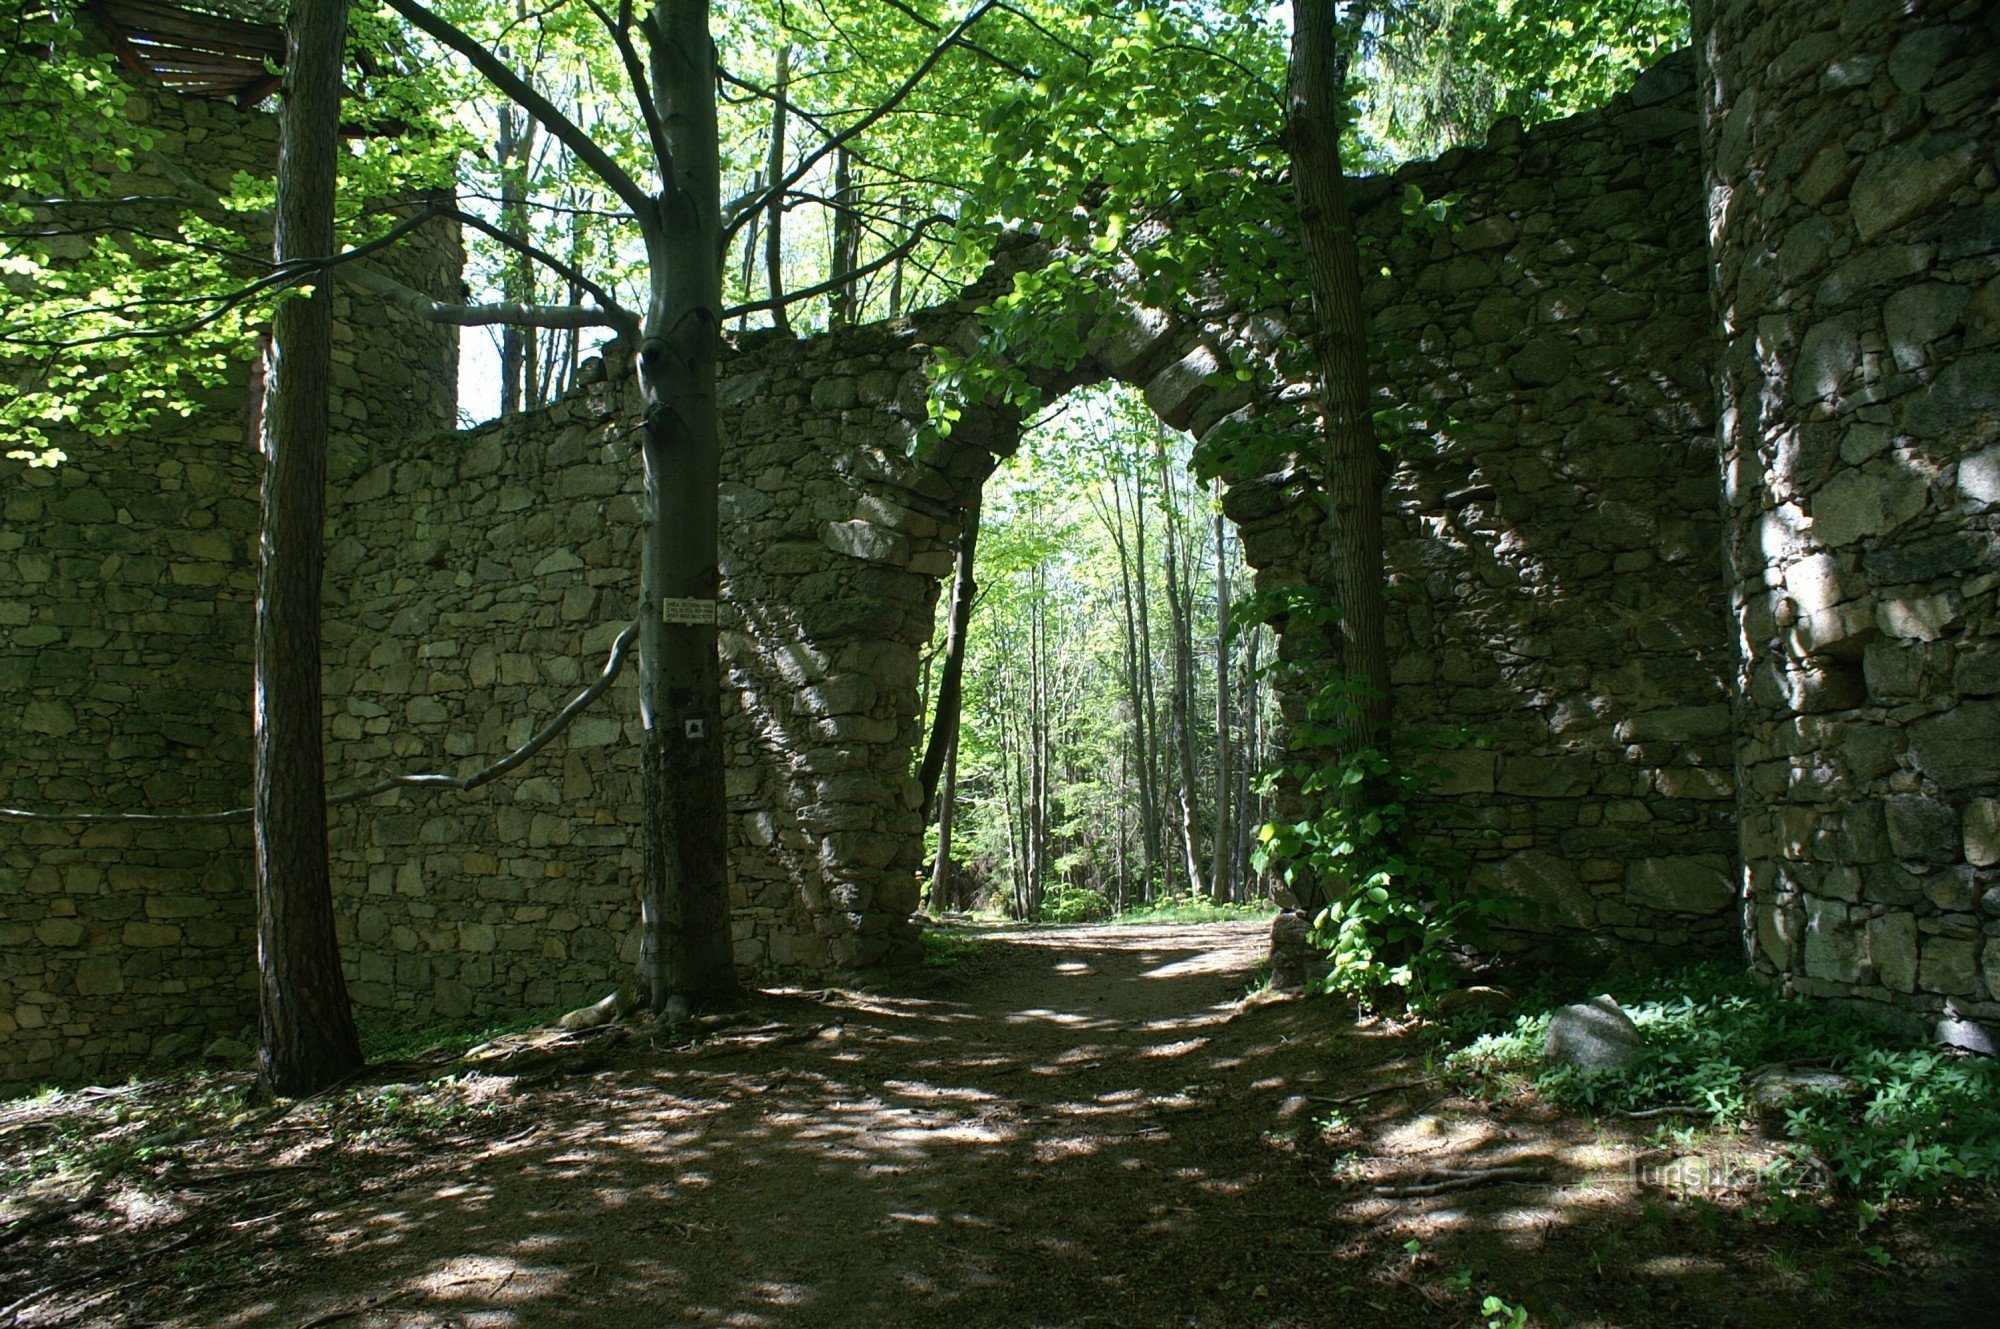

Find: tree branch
<box><xmin>582</xmin><ymin>0</ymin><xmax>673</xmax><ymax>179</ymax></box>
<box><xmin>0</xmin><ymin>621</ymin><xmax>641</xmax><ymax>826</ymax></box>
<box><xmin>721</xmin><ymin>213</ymin><xmax>951</xmax><ymax>319</ymax></box>
<box><xmin>722</xmin><ymin>0</ymin><xmax>1002</xmax><ymax>244</ymax></box>
<box><xmin>385</xmin><ymin>0</ymin><xmax>656</xmax><ymax>223</ymax></box>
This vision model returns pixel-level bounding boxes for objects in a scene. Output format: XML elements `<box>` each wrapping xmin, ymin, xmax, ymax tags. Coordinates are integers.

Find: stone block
<box><xmin>1910</xmin><ymin>702</ymin><xmax>2000</xmax><ymax>792</ymax></box>
<box><xmin>1919</xmin><ymin>936</ymin><xmax>1979</xmax><ymax>996</ymax></box>
<box><xmin>1849</xmin><ymin>134</ymin><xmax>1979</xmax><ymax>242</ymax></box>
<box><xmin>1430</xmin><ymin>749</ymin><xmax>1496</xmax><ymax>795</ymax></box>
<box><xmin>1869</xmin><ymin>913</ymin><xmax>1919</xmax><ymax>994</ymax></box>
<box><xmin>1965</xmin><ymin>799</ymin><xmax>2000</xmax><ymax>869</ymax></box>
<box><xmin>1625</xmin><ymin>856</ymin><xmax>1735</xmax><ymax>915</ymax></box>
<box><xmin>34</xmin><ymin>918</ymin><xmax>84</xmax><ymax>948</ymax></box>
<box><xmin>821</xmin><ymin>519</ymin><xmax>911</xmax><ymax>568</ymax></box>
<box><xmin>73</xmin><ymin>957</ymin><xmax>124</xmax><ymax>997</ymax></box>
<box><xmin>1803</xmin><ymin>896</ymin><xmax>1864</xmax><ymax>984</ymax></box>
<box><xmin>1961</xmin><ymin>443</ymin><xmax>2000</xmax><ymax>508</ymax></box>
<box><xmin>1886</xmin><ymin>795</ymin><xmax>1961</xmax><ymax>864</ymax></box>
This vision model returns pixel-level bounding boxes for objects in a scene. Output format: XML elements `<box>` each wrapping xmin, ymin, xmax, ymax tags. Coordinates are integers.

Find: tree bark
<box><xmin>635</xmin><ymin>0</ymin><xmax>736</xmax><ymax>1010</ymax></box>
<box><xmin>929</xmin><ymin>725</ymin><xmax>959</xmax><ymax>913</ymax></box>
<box><xmin>1209</xmin><ymin>485</ymin><xmax>1232</xmax><ymax>902</ymax></box>
<box><xmin>760</xmin><ymin>44</ymin><xmax>792</xmax><ymax>340</ymax></box>
<box><xmin>1155</xmin><ymin>443</ymin><xmax>1207</xmax><ymax>901</ymax></box>
<box><xmin>1288</xmin><ymin>1</ymin><xmax>1390</xmax><ymax>758</ymax></box>
<box><xmin>828</xmin><ymin>143</ymin><xmax>859</xmax><ymax>326</ymax></box>
<box><xmin>764</xmin><ymin>42</ymin><xmax>791</xmax><ymax>334</ymax></box>
<box><xmin>918</xmin><ymin>494</ymin><xmax>980</xmax><ymax>820</ymax></box>
<box><xmin>1130</xmin><ymin>470</ymin><xmax>1165</xmax><ymax>897</ymax></box>
<box><xmin>254</xmin><ymin>0</ymin><xmax>361</xmax><ymax>1098</ymax></box>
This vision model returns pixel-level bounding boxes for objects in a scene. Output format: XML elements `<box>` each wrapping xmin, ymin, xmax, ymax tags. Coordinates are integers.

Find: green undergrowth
<box><xmin>1113</xmin><ymin>892</ymin><xmax>1276</xmax><ymax>925</ymax></box>
<box><xmin>1442</xmin><ymin>963</ymin><xmax>2000</xmax><ymax>1201</ymax></box>
<box><xmin>920</xmin><ymin>930</ymin><xmax>989</xmax><ymax>969</ymax></box>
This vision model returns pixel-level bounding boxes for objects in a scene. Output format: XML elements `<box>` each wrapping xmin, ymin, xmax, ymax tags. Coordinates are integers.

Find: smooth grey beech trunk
<box><xmin>255</xmin><ymin>0</ymin><xmax>362</xmax><ymax>1096</ymax></box>
<box><xmin>634</xmin><ymin>0</ymin><xmax>736</xmax><ymax>1009</ymax></box>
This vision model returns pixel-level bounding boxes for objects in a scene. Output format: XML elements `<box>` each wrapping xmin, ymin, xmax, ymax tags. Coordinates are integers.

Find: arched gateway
<box><xmin>8</xmin><ymin>4</ymin><xmax>1997</xmax><ymax>1089</ymax></box>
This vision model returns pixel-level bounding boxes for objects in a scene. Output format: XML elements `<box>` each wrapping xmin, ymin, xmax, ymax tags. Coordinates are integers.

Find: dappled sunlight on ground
<box><xmin>2</xmin><ymin>918</ymin><xmax>1993</xmax><ymax>1327</ymax></box>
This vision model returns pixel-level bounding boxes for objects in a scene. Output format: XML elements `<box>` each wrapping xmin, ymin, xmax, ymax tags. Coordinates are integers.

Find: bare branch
<box><xmin>0</xmin><ymin>621</ymin><xmax>642</xmax><ymax>827</ymax></box>
<box><xmin>342</xmin><ymin>264</ymin><xmax>628</xmax><ymax>330</ymax></box>
<box><xmin>721</xmin><ymin>213</ymin><xmax>952</xmax><ymax>320</ymax></box>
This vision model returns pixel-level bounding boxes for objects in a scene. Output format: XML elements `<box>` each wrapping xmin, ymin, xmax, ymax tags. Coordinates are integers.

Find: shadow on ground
<box><xmin>2</xmin><ymin>920</ymin><xmax>1994</xmax><ymax>1327</ymax></box>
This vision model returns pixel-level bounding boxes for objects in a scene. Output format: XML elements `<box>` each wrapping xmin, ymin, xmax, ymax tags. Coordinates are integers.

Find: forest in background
<box><xmin>920</xmin><ymin>384</ymin><xmax>1271</xmax><ymax>920</ymax></box>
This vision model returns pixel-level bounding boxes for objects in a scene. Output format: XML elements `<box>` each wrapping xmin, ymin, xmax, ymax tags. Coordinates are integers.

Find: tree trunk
<box><xmin>918</xmin><ymin>494</ymin><xmax>980</xmax><ymax>820</ymax></box>
<box><xmin>1209</xmin><ymin>485</ymin><xmax>1232</xmax><ymax>902</ymax></box>
<box><xmin>1104</xmin><ymin>478</ymin><xmax>1159</xmax><ymax>898</ymax></box>
<box><xmin>254</xmin><ymin>0</ymin><xmax>361</xmax><ymax>1098</ymax></box>
<box><xmin>764</xmin><ymin>41</ymin><xmax>791</xmax><ymax>334</ymax></box>
<box><xmin>1155</xmin><ymin>443</ymin><xmax>1207</xmax><ymax>901</ymax></box>
<box><xmin>1288</xmin><ymin>0</ymin><xmax>1389</xmax><ymax>760</ymax></box>
<box><xmin>828</xmin><ymin>143</ymin><xmax>859</xmax><ymax>326</ymax></box>
<box><xmin>635</xmin><ymin>0</ymin><xmax>736</xmax><ymax>1010</ymax></box>
<box><xmin>929</xmin><ymin>724</ymin><xmax>959</xmax><ymax>914</ymax></box>
<box><xmin>1131</xmin><ymin>470</ymin><xmax>1165</xmax><ymax>897</ymax></box>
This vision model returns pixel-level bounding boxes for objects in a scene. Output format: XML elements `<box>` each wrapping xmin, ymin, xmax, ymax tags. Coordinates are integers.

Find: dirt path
<box><xmin>4</xmin><ymin>921</ymin><xmax>1993</xmax><ymax>1328</ymax></box>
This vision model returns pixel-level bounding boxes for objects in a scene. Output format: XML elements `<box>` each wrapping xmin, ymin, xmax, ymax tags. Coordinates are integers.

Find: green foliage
<box><xmin>1444</xmin><ymin>964</ymin><xmax>2000</xmax><ymax>1201</ymax></box>
<box><xmin>1254</xmin><ymin>676</ymin><xmax>1498</xmax><ymax>1009</ymax></box>
<box><xmin>1356</xmin><ymin>0</ymin><xmax>1690</xmax><ymax>162</ymax></box>
<box><xmin>1114</xmin><ymin>892</ymin><xmax>1272</xmax><ymax>925</ymax></box>
<box><xmin>1036</xmin><ymin>882</ymin><xmax>1114</xmax><ymax>925</ymax></box>
<box><xmin>1481</xmin><ymin>1294</ymin><xmax>1531</xmax><ymax>1329</ymax></box>
<box><xmin>920</xmin><ymin>930</ymin><xmax>987</xmax><ymax>969</ymax></box>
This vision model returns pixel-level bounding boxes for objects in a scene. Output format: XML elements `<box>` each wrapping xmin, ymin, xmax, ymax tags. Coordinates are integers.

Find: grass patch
<box><xmin>1442</xmin><ymin>963</ymin><xmax>2000</xmax><ymax>1201</ymax></box>
<box><xmin>921</xmin><ymin>930</ymin><xmax>988</xmax><ymax>969</ymax></box>
<box><xmin>0</xmin><ymin>1076</ymin><xmax>254</xmax><ymax>1195</ymax></box>
<box><xmin>1113</xmin><ymin>893</ymin><xmax>1276</xmax><ymax>925</ymax></box>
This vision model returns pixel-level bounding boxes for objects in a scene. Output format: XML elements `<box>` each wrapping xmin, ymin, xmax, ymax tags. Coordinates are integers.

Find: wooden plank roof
<box><xmin>86</xmin><ymin>0</ymin><xmax>286</xmax><ymax>108</ymax></box>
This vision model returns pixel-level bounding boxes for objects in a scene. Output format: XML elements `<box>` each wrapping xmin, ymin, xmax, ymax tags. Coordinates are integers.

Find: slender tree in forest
<box><xmin>763</xmin><ymin>40</ymin><xmax>791</xmax><ymax>334</ymax></box>
<box><xmin>1155</xmin><ymin>439</ymin><xmax>1207</xmax><ymax>900</ymax></box>
<box><xmin>1209</xmin><ymin>481</ymin><xmax>1233</xmax><ymax>902</ymax></box>
<box><xmin>254</xmin><ymin>0</ymin><xmax>362</xmax><ymax>1096</ymax></box>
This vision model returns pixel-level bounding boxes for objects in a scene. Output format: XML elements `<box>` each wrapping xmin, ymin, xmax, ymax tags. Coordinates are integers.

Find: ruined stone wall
<box><xmin>1224</xmin><ymin>50</ymin><xmax>1736</xmax><ymax>958</ymax></box>
<box><xmin>1696</xmin><ymin>0</ymin><xmax>2000</xmax><ymax>1040</ymax></box>
<box><xmin>314</xmin><ymin>324</ymin><xmax>981</xmax><ymax>1025</ymax></box>
<box><xmin>0</xmin><ymin>72</ymin><xmax>460</xmax><ymax>1090</ymax></box>
<box><xmin>30</xmin><ymin>26</ymin><xmax>1999</xmax><ymax>1088</ymax></box>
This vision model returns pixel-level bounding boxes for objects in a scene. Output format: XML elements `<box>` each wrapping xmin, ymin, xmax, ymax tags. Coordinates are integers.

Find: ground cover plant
<box><xmin>1442</xmin><ymin>964</ymin><xmax>2000</xmax><ymax>1203</ymax></box>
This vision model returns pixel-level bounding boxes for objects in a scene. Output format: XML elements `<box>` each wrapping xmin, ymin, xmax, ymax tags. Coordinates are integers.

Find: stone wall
<box><xmin>1696</xmin><ymin>0</ymin><xmax>2000</xmax><ymax>1041</ymax></box>
<box><xmin>1221</xmin><ymin>50</ymin><xmax>1735</xmax><ymax>957</ymax></box>
<box><xmin>0</xmin><ymin>69</ymin><xmax>460</xmax><ymax>1090</ymax></box>
<box><xmin>21</xmin><ymin>17</ymin><xmax>1999</xmax><ymax>1089</ymax></box>
<box><xmin>315</xmin><ymin>325</ymin><xmax>984</xmax><ymax>1025</ymax></box>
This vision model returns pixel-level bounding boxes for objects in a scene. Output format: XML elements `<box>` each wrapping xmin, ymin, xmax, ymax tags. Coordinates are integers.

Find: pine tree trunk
<box><xmin>255</xmin><ymin>0</ymin><xmax>361</xmax><ymax>1098</ymax></box>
